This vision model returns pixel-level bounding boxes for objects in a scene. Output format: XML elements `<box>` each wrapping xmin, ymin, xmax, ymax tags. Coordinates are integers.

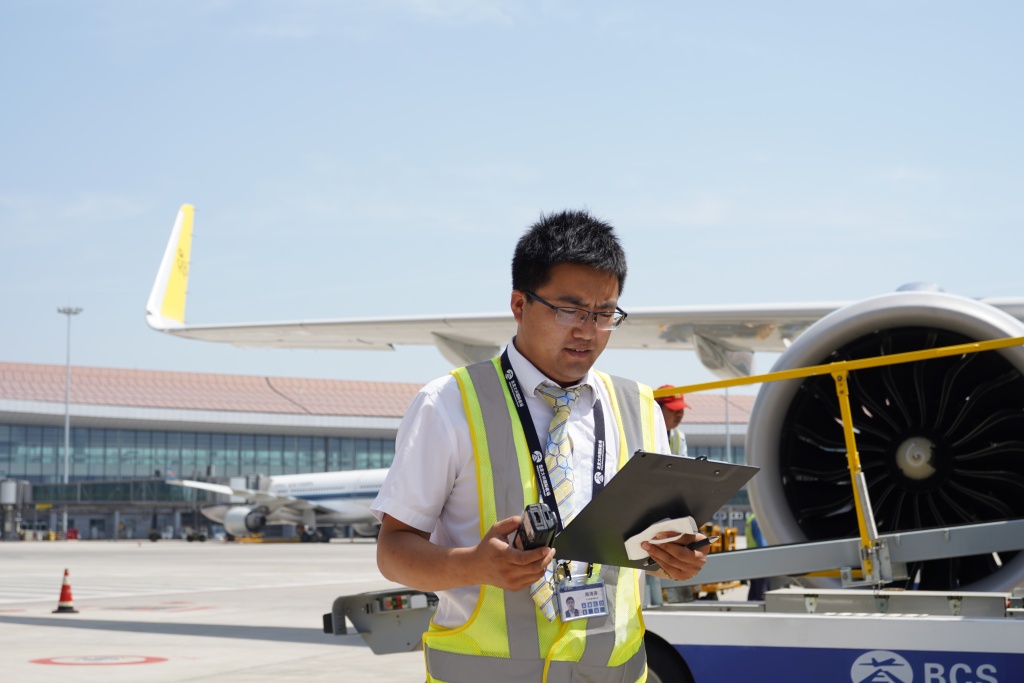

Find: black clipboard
<box><xmin>551</xmin><ymin>451</ymin><xmax>758</xmax><ymax>569</ymax></box>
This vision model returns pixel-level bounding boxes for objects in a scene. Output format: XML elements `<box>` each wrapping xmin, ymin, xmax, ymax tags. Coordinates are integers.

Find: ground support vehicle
<box><xmin>324</xmin><ymin>582</ymin><xmax>1023</xmax><ymax>683</ymax></box>
<box><xmin>690</xmin><ymin>523</ymin><xmax>742</xmax><ymax>600</ymax></box>
<box><xmin>642</xmin><ymin>516</ymin><xmax>1024</xmax><ymax>681</ymax></box>
<box><xmin>642</xmin><ymin>586</ymin><xmax>1023</xmax><ymax>682</ymax></box>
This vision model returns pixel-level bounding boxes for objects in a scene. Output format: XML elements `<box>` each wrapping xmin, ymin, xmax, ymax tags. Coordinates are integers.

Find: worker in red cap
<box><xmin>648</xmin><ymin>385</ymin><xmax>695</xmax><ymax>605</ymax></box>
<box><xmin>655</xmin><ymin>385</ymin><xmax>691</xmax><ymax>456</ymax></box>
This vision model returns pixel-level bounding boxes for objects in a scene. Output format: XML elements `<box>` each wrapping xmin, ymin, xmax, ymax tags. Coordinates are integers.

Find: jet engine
<box><xmin>223</xmin><ymin>506</ymin><xmax>269</xmax><ymax>536</ymax></box>
<box><xmin>747</xmin><ymin>290</ymin><xmax>1024</xmax><ymax>591</ymax></box>
<box><xmin>350</xmin><ymin>523</ymin><xmax>381</xmax><ymax>538</ymax></box>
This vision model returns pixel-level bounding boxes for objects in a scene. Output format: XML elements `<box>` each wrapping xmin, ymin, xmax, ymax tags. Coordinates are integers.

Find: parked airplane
<box><xmin>148</xmin><ymin>204</ymin><xmax>1024</xmax><ymax>591</ymax></box>
<box><xmin>168</xmin><ymin>468</ymin><xmax>387</xmax><ymax>539</ymax></box>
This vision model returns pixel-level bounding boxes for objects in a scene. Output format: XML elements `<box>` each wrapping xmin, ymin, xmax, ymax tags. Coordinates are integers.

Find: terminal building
<box><xmin>0</xmin><ymin>361</ymin><xmax>753</xmax><ymax>540</ymax></box>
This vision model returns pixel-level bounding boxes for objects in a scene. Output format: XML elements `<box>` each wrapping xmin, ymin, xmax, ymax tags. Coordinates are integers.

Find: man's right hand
<box><xmin>377</xmin><ymin>513</ymin><xmax>554</xmax><ymax>592</ymax></box>
<box><xmin>474</xmin><ymin>516</ymin><xmax>556</xmax><ymax>591</ymax></box>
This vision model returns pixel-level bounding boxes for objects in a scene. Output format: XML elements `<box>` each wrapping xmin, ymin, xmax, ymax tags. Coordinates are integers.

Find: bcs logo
<box><xmin>851</xmin><ymin>651</ymin><xmax>912</xmax><ymax>683</ymax></box>
<box><xmin>505</xmin><ymin>370</ymin><xmax>514</xmax><ymax>380</ymax></box>
<box><xmin>531</xmin><ymin>450</ymin><xmax>543</xmax><ymax>463</ymax></box>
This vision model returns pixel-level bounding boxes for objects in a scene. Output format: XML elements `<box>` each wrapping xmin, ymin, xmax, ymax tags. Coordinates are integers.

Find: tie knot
<box><xmin>537</xmin><ymin>384</ymin><xmax>582</xmax><ymax>412</ymax></box>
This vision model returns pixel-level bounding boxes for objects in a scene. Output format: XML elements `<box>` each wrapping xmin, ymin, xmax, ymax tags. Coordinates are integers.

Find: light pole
<box><xmin>57</xmin><ymin>306</ymin><xmax>82</xmax><ymax>537</ymax></box>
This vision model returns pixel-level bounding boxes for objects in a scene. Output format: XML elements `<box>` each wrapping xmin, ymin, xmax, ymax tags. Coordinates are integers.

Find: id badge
<box><xmin>556</xmin><ymin>576</ymin><xmax>608</xmax><ymax>623</ymax></box>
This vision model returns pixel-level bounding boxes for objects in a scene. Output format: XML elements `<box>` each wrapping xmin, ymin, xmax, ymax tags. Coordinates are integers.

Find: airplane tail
<box><xmin>146</xmin><ymin>204</ymin><xmax>194</xmax><ymax>330</ymax></box>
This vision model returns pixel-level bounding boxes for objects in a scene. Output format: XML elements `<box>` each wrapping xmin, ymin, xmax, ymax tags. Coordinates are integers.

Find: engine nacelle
<box><xmin>747</xmin><ymin>290</ymin><xmax>1024</xmax><ymax>591</ymax></box>
<box><xmin>350</xmin><ymin>522</ymin><xmax>381</xmax><ymax>538</ymax></box>
<box><xmin>223</xmin><ymin>506</ymin><xmax>268</xmax><ymax>536</ymax></box>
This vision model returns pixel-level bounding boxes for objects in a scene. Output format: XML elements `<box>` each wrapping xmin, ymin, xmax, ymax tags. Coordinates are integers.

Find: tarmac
<box><xmin>6</xmin><ymin>538</ymin><xmax>1021</xmax><ymax>682</ymax></box>
<box><xmin>0</xmin><ymin>538</ymin><xmax>426</xmax><ymax>682</ymax></box>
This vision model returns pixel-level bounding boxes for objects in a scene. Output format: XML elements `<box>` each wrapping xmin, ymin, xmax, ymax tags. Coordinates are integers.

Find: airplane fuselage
<box><xmin>196</xmin><ymin>468</ymin><xmax>387</xmax><ymax>534</ymax></box>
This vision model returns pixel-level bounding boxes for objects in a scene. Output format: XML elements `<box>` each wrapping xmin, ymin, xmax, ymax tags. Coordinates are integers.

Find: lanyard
<box><xmin>499</xmin><ymin>350</ymin><xmax>606</xmax><ymax>533</ymax></box>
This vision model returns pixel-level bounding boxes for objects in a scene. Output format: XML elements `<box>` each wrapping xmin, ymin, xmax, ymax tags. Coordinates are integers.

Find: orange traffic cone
<box><xmin>52</xmin><ymin>568</ymin><xmax>79</xmax><ymax>614</ymax></box>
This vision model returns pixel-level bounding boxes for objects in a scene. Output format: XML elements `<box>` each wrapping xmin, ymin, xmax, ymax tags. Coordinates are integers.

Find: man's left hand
<box><xmin>642</xmin><ymin>532</ymin><xmax>708</xmax><ymax>582</ymax></box>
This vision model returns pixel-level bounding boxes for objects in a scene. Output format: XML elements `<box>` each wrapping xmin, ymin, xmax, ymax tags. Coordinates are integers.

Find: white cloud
<box><xmin>400</xmin><ymin>0</ymin><xmax>516</xmax><ymax>25</ymax></box>
<box><xmin>882</xmin><ymin>166</ymin><xmax>939</xmax><ymax>184</ymax></box>
<box><xmin>0</xmin><ymin>192</ymin><xmax>146</xmax><ymax>243</ymax></box>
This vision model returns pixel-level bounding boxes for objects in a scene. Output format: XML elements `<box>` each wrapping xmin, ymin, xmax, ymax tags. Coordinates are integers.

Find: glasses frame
<box><xmin>523</xmin><ymin>291</ymin><xmax>628</xmax><ymax>331</ymax></box>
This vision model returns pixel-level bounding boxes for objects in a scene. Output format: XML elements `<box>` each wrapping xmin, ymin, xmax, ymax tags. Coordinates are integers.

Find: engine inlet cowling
<box><xmin>223</xmin><ymin>506</ymin><xmax>268</xmax><ymax>536</ymax></box>
<box><xmin>747</xmin><ymin>290</ymin><xmax>1024</xmax><ymax>592</ymax></box>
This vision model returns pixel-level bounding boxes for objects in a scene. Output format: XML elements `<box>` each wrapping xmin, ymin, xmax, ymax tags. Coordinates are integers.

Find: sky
<box><xmin>3</xmin><ymin>1</ymin><xmax>1023</xmax><ymax>393</ymax></box>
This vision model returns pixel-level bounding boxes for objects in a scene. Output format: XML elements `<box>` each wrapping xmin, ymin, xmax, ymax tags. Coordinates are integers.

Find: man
<box><xmin>564</xmin><ymin>596</ymin><xmax>581</xmax><ymax>618</ymax></box>
<box><xmin>372</xmin><ymin>210</ymin><xmax>708</xmax><ymax>683</ymax></box>
<box><xmin>655</xmin><ymin>385</ymin><xmax>691</xmax><ymax>456</ymax></box>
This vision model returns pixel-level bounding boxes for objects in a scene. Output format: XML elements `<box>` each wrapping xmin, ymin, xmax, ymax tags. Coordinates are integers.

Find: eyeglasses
<box><xmin>523</xmin><ymin>291</ymin><xmax>628</xmax><ymax>331</ymax></box>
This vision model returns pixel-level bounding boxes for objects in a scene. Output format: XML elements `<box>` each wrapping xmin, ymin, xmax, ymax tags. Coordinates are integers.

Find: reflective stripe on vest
<box><xmin>424</xmin><ymin>359</ymin><xmax>657</xmax><ymax>683</ymax></box>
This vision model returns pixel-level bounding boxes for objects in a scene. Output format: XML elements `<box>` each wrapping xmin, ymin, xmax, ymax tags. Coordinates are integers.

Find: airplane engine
<box><xmin>747</xmin><ymin>290</ymin><xmax>1024</xmax><ymax>591</ymax></box>
<box><xmin>351</xmin><ymin>522</ymin><xmax>381</xmax><ymax>538</ymax></box>
<box><xmin>223</xmin><ymin>506</ymin><xmax>268</xmax><ymax>536</ymax></box>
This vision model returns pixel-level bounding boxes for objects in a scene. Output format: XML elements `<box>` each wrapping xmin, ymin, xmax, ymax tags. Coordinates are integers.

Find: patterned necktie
<box><xmin>530</xmin><ymin>383</ymin><xmax>583</xmax><ymax>620</ymax></box>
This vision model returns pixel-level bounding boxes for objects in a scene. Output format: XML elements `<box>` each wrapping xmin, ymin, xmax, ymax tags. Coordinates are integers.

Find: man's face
<box><xmin>661</xmin><ymin>405</ymin><xmax>685</xmax><ymax>430</ymax></box>
<box><xmin>511</xmin><ymin>262</ymin><xmax>620</xmax><ymax>386</ymax></box>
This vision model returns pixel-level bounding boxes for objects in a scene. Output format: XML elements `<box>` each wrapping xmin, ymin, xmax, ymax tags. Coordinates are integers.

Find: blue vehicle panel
<box><xmin>678</xmin><ymin>644</ymin><xmax>1021</xmax><ymax>683</ymax></box>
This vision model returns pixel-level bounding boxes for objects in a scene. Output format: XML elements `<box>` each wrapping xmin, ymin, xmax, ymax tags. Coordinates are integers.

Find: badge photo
<box><xmin>556</xmin><ymin>580</ymin><xmax>608</xmax><ymax>623</ymax></box>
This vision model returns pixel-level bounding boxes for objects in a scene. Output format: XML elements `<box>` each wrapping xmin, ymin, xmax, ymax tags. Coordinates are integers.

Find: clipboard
<box><xmin>551</xmin><ymin>451</ymin><xmax>759</xmax><ymax>569</ymax></box>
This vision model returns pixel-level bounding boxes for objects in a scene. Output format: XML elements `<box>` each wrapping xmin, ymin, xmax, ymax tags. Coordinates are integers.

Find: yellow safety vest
<box><xmin>668</xmin><ymin>428</ymin><xmax>687</xmax><ymax>457</ymax></box>
<box><xmin>423</xmin><ymin>358</ymin><xmax>659</xmax><ymax>683</ymax></box>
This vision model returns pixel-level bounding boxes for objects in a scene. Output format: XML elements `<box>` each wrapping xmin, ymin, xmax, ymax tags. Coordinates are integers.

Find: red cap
<box><xmin>655</xmin><ymin>385</ymin><xmax>691</xmax><ymax>411</ymax></box>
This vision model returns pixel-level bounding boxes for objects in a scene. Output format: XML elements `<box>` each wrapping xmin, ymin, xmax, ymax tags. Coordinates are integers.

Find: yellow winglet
<box><xmin>146</xmin><ymin>204</ymin><xmax>194</xmax><ymax>329</ymax></box>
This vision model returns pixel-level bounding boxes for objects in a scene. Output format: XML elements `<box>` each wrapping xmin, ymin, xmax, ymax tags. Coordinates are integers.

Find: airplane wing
<box><xmin>168</xmin><ymin>478</ymin><xmax>318</xmax><ymax>513</ymax></box>
<box><xmin>146</xmin><ymin>205</ymin><xmax>1024</xmax><ymax>378</ymax></box>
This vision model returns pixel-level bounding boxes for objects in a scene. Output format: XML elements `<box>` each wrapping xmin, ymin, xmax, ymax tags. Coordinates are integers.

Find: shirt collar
<box><xmin>505</xmin><ymin>337</ymin><xmax>597</xmax><ymax>407</ymax></box>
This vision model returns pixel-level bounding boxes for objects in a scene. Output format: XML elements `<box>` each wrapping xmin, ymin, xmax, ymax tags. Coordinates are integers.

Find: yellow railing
<box><xmin>654</xmin><ymin>334</ymin><xmax>1024</xmax><ymax>584</ymax></box>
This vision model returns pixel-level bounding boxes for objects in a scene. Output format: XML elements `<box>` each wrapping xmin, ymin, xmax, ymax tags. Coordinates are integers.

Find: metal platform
<box><xmin>670</xmin><ymin>518</ymin><xmax>1024</xmax><ymax>588</ymax></box>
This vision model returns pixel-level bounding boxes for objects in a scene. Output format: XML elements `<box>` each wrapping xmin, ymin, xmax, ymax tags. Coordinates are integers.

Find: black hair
<box><xmin>511</xmin><ymin>209</ymin><xmax>627</xmax><ymax>294</ymax></box>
